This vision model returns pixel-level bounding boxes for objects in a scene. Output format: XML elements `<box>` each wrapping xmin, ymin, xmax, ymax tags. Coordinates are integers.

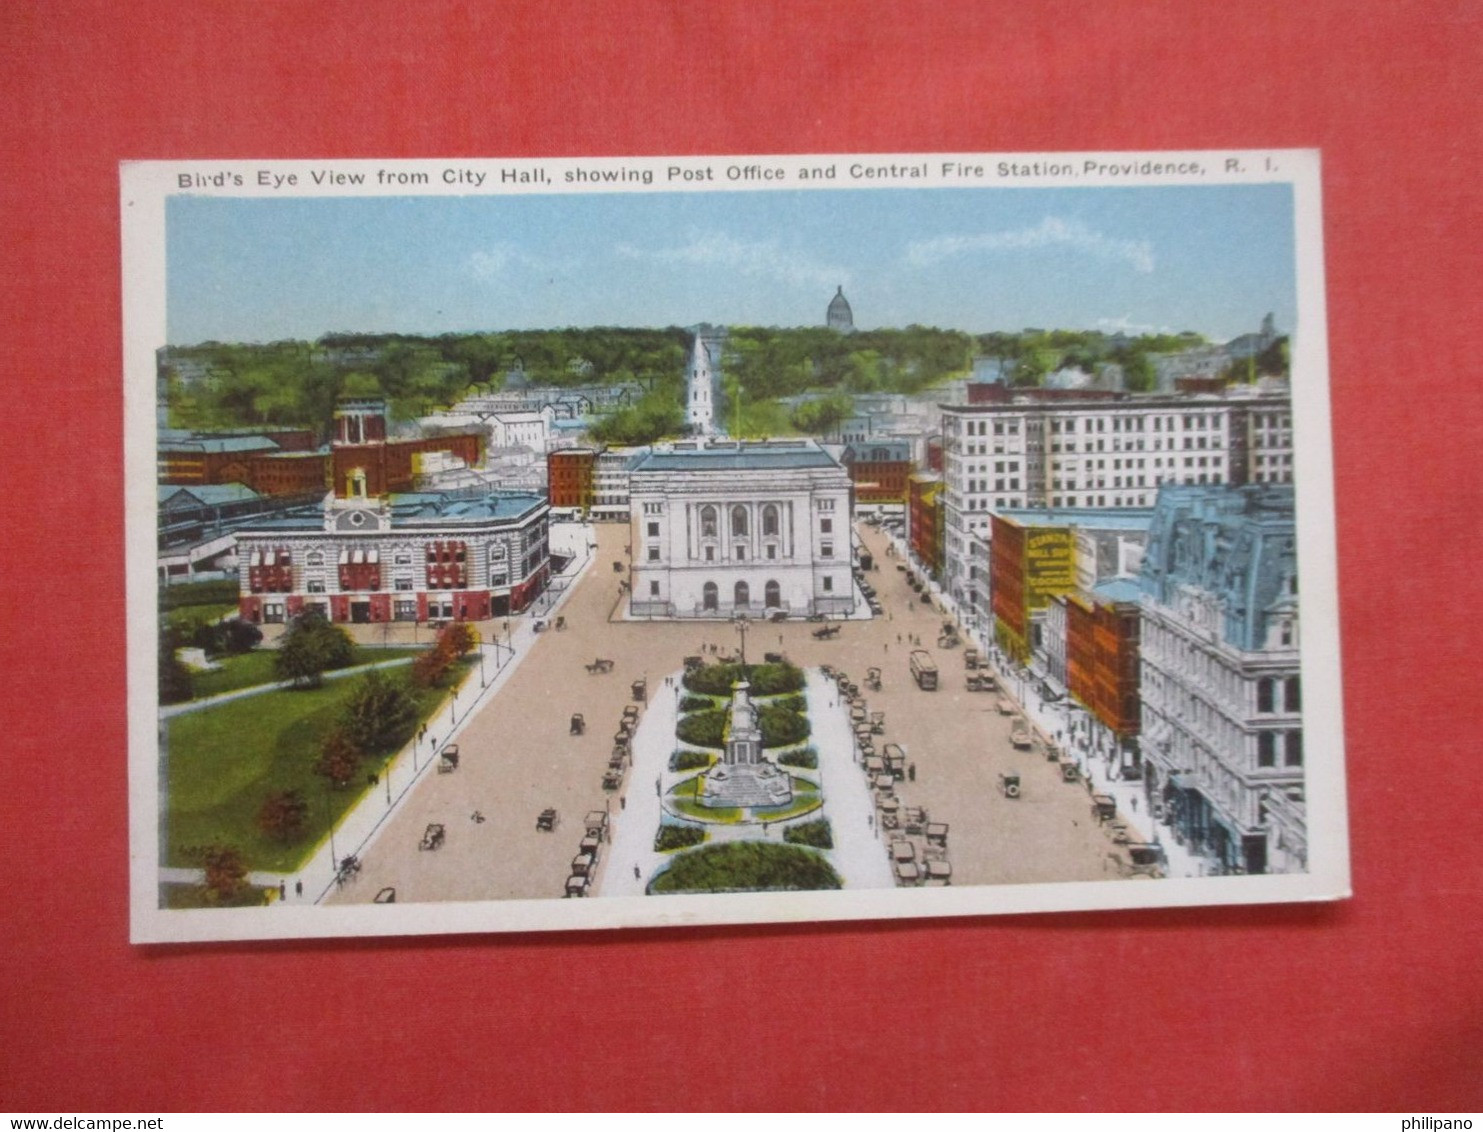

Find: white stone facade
<box><xmin>628</xmin><ymin>441</ymin><xmax>854</xmax><ymax>619</ymax></box>
<box><xmin>939</xmin><ymin>391</ymin><xmax>1294</xmax><ymax>597</ymax></box>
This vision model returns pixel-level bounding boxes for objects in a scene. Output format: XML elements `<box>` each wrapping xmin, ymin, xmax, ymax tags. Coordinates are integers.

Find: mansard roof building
<box><xmin>1136</xmin><ymin>483</ymin><xmax>1304</xmax><ymax>875</ymax></box>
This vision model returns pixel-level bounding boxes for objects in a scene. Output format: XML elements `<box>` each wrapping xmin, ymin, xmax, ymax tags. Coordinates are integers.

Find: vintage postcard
<box><xmin>124</xmin><ymin>150</ymin><xmax>1349</xmax><ymax>943</ymax></box>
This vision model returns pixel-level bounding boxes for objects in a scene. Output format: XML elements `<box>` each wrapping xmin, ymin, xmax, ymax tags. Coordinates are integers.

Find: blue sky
<box><xmin>166</xmin><ymin>183</ymin><xmax>1295</xmax><ymax>344</ymax></box>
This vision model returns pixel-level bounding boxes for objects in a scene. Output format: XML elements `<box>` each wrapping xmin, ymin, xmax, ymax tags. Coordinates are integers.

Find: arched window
<box><xmin>347</xmin><ymin>468</ymin><xmax>368</xmax><ymax>499</ymax></box>
<box><xmin>306</xmin><ymin>551</ymin><xmax>325</xmax><ymax>567</ymax></box>
<box><xmin>702</xmin><ymin>582</ymin><xmax>718</xmax><ymax>611</ymax></box>
<box><xmin>762</xmin><ymin>504</ymin><xmax>779</xmax><ymax>537</ymax></box>
<box><xmin>734</xmin><ymin>581</ymin><xmax>749</xmax><ymax>608</ymax></box>
<box><xmin>700</xmin><ymin>506</ymin><xmax>717</xmax><ymax>538</ymax></box>
<box><xmin>764</xmin><ymin>580</ymin><xmax>781</xmax><ymax>609</ymax></box>
<box><xmin>731</xmin><ymin>505</ymin><xmax>748</xmax><ymax>537</ymax></box>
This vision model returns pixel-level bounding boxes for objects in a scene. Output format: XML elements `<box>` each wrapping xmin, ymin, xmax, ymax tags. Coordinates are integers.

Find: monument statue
<box><xmin>699</xmin><ymin>679</ymin><xmax>793</xmax><ymax>810</ymax></box>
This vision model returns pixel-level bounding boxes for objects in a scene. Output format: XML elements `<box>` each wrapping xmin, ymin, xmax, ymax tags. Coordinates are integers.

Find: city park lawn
<box><xmin>187</xmin><ymin>646</ymin><xmax>424</xmax><ymax>701</ymax></box>
<box><xmin>164</xmin><ymin>661</ymin><xmax>468</xmax><ymax>872</ymax></box>
<box><xmin>163</xmin><ymin>602</ymin><xmax>238</xmax><ymax>633</ymax></box>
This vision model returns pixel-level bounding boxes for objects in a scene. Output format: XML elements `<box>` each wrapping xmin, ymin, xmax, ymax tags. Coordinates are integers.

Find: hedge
<box><xmin>682</xmin><ymin>661</ymin><xmax>805</xmax><ymax>698</ymax></box>
<box><xmin>675</xmin><ymin>706</ymin><xmax>809</xmax><ymax>750</ymax></box>
<box><xmin>669</xmin><ymin>749</ymin><xmax>716</xmax><ymax>772</ymax></box>
<box><xmin>783</xmin><ymin>817</ymin><xmax>834</xmax><ymax>850</ymax></box>
<box><xmin>654</xmin><ymin>824</ymin><xmax>707</xmax><ymax>852</ymax></box>
<box><xmin>648</xmin><ymin>841</ymin><xmax>842</xmax><ymax>894</ymax></box>
<box><xmin>777</xmin><ymin>746</ymin><xmax>818</xmax><ymax>769</ymax></box>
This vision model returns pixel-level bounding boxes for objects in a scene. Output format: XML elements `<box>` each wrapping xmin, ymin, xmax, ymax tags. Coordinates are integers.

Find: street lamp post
<box><xmin>478</xmin><ymin>635</ymin><xmax>486</xmax><ymax>687</ymax></box>
<box><xmin>327</xmin><ymin>788</ymin><xmax>338</xmax><ymax>883</ymax></box>
<box><xmin>732</xmin><ymin>614</ymin><xmax>749</xmax><ymax>667</ymax></box>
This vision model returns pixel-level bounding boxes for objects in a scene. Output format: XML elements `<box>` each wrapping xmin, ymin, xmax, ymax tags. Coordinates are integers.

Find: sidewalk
<box><xmin>160</xmin><ymin>653</ymin><xmax>418</xmax><ymax>719</ymax></box>
<box><xmin>596</xmin><ymin>667</ymin><xmax>894</xmax><ymax>894</ymax></box>
<box><xmin>164</xmin><ymin>539</ymin><xmax>596</xmax><ymax>905</ymax></box>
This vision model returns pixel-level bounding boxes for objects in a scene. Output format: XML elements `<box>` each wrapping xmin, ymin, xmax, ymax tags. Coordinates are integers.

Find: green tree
<box><xmin>340</xmin><ymin>670</ymin><xmax>419</xmax><ymax>755</ymax></box>
<box><xmin>256</xmin><ymin>790</ymin><xmax>309</xmax><ymax>843</ymax></box>
<box><xmin>790</xmin><ymin>393</ymin><xmax>854</xmax><ymax>437</ymax></box>
<box><xmin>315</xmin><ymin>728</ymin><xmax>362</xmax><ymax>788</ymax></box>
<box><xmin>275</xmin><ymin>610</ymin><xmax>355</xmax><ymax>689</ymax></box>
<box><xmin>201</xmin><ymin>843</ymin><xmax>249</xmax><ymax>902</ymax></box>
<box><xmin>159</xmin><ymin>645</ymin><xmax>194</xmax><ymax>705</ymax></box>
<box><xmin>1121</xmin><ymin>351</ymin><xmax>1156</xmax><ymax>393</ymax></box>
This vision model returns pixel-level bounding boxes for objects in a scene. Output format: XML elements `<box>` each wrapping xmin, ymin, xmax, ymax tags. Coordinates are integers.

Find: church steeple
<box><xmin>685</xmin><ymin>333</ymin><xmax>715</xmax><ymax>437</ymax></box>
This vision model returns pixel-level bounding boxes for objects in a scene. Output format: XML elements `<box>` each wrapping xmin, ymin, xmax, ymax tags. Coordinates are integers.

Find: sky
<box><xmin>166</xmin><ymin>183</ymin><xmax>1296</xmax><ymax>345</ymax></box>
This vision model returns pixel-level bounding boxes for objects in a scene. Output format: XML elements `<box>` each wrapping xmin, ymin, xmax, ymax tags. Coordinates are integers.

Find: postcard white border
<box><xmin>124</xmin><ymin>149</ymin><xmax>1349</xmax><ymax>944</ymax></box>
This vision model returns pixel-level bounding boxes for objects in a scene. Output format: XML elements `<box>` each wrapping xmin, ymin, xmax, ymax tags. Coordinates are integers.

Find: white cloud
<box><xmin>467</xmin><ymin>244</ymin><xmax>548</xmax><ymax>281</ymax></box>
<box><xmin>1094</xmin><ymin>315</ymin><xmax>1179</xmax><ymax>336</ymax></box>
<box><xmin>616</xmin><ymin>231</ymin><xmax>847</xmax><ymax>292</ymax></box>
<box><xmin>905</xmin><ymin>216</ymin><xmax>1155</xmax><ymax>274</ymax></box>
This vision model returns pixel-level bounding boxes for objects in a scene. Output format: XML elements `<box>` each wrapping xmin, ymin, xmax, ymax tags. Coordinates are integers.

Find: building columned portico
<box><xmin>628</xmin><ymin>439</ymin><xmax>854</xmax><ymax>619</ymax></box>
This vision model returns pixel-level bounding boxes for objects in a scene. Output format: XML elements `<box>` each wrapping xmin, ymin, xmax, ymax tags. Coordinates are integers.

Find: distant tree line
<box><xmin>163</xmin><ymin>324</ymin><xmax>1286</xmax><ymax>442</ymax></box>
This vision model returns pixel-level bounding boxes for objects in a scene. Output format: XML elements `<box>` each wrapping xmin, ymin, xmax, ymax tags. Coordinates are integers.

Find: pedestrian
<box><xmin>294</xmin><ymin>880</ymin><xmax>302</xmax><ymax>897</ymax></box>
<box><xmin>620</xmin><ymin>796</ymin><xmax>626</xmax><ymax>811</ymax></box>
<box><xmin>279</xmin><ymin>880</ymin><xmax>286</xmax><ymax>901</ymax></box>
<box><xmin>633</xmin><ymin>864</ymin><xmax>640</xmax><ymax>880</ymax></box>
<box><xmin>908</xmin><ymin>763</ymin><xmax>916</xmax><ymax>782</ymax></box>
<box><xmin>897</xmin><ymin>633</ymin><xmax>902</xmax><ymax>644</ymax></box>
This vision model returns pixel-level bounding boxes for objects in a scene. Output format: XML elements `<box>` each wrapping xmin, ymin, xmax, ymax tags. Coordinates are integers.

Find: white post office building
<box><xmin>627</xmin><ymin>439</ymin><xmax>855</xmax><ymax>619</ymax></box>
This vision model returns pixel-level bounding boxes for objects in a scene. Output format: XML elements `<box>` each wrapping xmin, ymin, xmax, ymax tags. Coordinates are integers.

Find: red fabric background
<box><xmin>2</xmin><ymin>0</ymin><xmax>1479</xmax><ymax>1112</ymax></box>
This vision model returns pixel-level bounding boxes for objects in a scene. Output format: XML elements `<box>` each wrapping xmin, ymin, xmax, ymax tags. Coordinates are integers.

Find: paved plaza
<box><xmin>305</xmin><ymin>519</ymin><xmax>1142</xmax><ymax>907</ymax></box>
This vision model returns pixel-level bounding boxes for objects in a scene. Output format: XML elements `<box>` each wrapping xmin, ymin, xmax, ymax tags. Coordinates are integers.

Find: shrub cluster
<box><xmin>682</xmin><ymin>661</ymin><xmax>804</xmax><ymax>698</ymax></box>
<box><xmin>679</xmin><ymin>694</ymin><xmax>718</xmax><ymax>714</ymax></box>
<box><xmin>783</xmin><ymin>817</ymin><xmax>834</xmax><ymax>850</ymax></box>
<box><xmin>648</xmin><ymin>841</ymin><xmax>842</xmax><ymax>894</ymax></box>
<box><xmin>676</xmin><ymin>705</ymin><xmax>809</xmax><ymax>750</ymax></box>
<box><xmin>654</xmin><ymin>824</ymin><xmax>707</xmax><ymax>852</ymax></box>
<box><xmin>777</xmin><ymin>746</ymin><xmax>818</xmax><ymax>769</ymax></box>
<box><xmin>758</xmin><ymin>703</ymin><xmax>810</xmax><ymax>747</ymax></box>
<box><xmin>670</xmin><ymin>749</ymin><xmax>716</xmax><ymax>772</ymax></box>
<box><xmin>676</xmin><ymin>709</ymin><xmax>728</xmax><ymax>750</ymax></box>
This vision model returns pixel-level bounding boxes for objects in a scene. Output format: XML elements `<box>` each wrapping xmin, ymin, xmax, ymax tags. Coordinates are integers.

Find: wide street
<box><xmin>326</xmin><ymin>520</ymin><xmax>1134</xmax><ymax>906</ymax></box>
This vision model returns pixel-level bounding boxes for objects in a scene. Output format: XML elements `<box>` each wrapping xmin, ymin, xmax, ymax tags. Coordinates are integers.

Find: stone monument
<box><xmin>699</xmin><ymin>679</ymin><xmax>792</xmax><ymax>810</ymax></box>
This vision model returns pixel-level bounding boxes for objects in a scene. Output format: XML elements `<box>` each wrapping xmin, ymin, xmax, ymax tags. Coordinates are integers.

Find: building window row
<box><xmin>1257</xmin><ymin>730</ymin><xmax>1304</xmax><ymax>768</ymax></box>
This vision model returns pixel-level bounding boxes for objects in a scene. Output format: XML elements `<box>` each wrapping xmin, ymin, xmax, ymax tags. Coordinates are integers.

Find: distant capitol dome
<box><xmin>827</xmin><ymin>285</ymin><xmax>854</xmax><ymax>333</ymax></box>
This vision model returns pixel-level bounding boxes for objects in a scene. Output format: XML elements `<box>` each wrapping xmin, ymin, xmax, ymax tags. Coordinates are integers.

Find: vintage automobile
<box><xmin>438</xmin><ymin>744</ymin><xmax>460</xmax><ymax>773</ymax></box>
<box><xmin>1090</xmin><ymin>794</ymin><xmax>1118</xmax><ymax>822</ymax></box>
<box><xmin>570</xmin><ymin>713</ymin><xmax>585</xmax><ymax>735</ymax></box>
<box><xmin>998</xmin><ymin>773</ymin><xmax>1021</xmax><ymax>799</ymax></box>
<box><xmin>536</xmin><ymin>808</ymin><xmax>558</xmax><ymax>832</ymax></box>
<box><xmin>419</xmin><ymin>824</ymin><xmax>445</xmax><ymax>851</ymax></box>
<box><xmin>811</xmin><ymin>624</ymin><xmax>841</xmax><ymax>640</ymax></box>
